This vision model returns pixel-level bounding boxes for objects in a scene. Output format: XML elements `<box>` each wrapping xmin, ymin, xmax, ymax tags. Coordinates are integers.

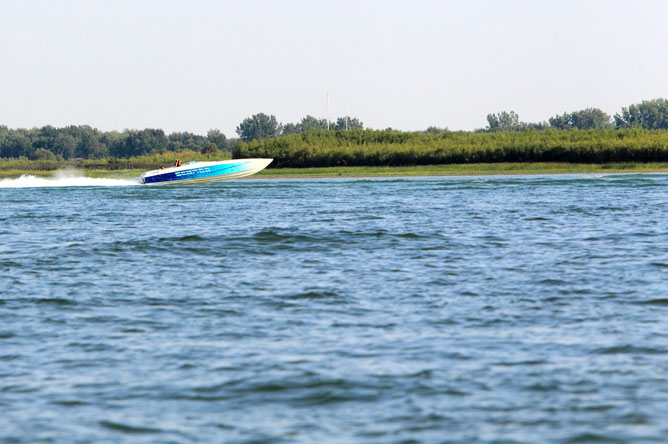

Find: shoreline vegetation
<box><xmin>5</xmin><ymin>98</ymin><xmax>668</xmax><ymax>179</ymax></box>
<box><xmin>4</xmin><ymin>162</ymin><xmax>668</xmax><ymax>180</ymax></box>
<box><xmin>5</xmin><ymin>127</ymin><xmax>668</xmax><ymax>179</ymax></box>
<box><xmin>234</xmin><ymin>128</ymin><xmax>668</xmax><ymax>167</ymax></box>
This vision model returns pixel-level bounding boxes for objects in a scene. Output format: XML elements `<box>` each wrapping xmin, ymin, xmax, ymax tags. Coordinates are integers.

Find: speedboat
<box><xmin>140</xmin><ymin>158</ymin><xmax>272</xmax><ymax>185</ymax></box>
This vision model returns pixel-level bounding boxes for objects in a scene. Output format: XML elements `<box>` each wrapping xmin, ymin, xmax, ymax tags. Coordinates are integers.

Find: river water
<box><xmin>1</xmin><ymin>173</ymin><xmax>668</xmax><ymax>443</ymax></box>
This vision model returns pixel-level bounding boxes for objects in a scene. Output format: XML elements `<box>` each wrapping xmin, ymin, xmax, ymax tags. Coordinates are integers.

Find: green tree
<box><xmin>115</xmin><ymin>129</ymin><xmax>167</xmax><ymax>157</ymax></box>
<box><xmin>525</xmin><ymin>121</ymin><xmax>550</xmax><ymax>130</ymax></box>
<box><xmin>227</xmin><ymin>138</ymin><xmax>239</xmax><ymax>152</ymax></box>
<box><xmin>201</xmin><ymin>142</ymin><xmax>220</xmax><ymax>154</ymax></box>
<box><xmin>99</xmin><ymin>131</ymin><xmax>122</xmax><ymax>160</ymax></box>
<box><xmin>207</xmin><ymin>129</ymin><xmax>227</xmax><ymax>151</ymax></box>
<box><xmin>614</xmin><ymin>98</ymin><xmax>668</xmax><ymax>129</ymax></box>
<box><xmin>486</xmin><ymin>111</ymin><xmax>522</xmax><ymax>131</ymax></box>
<box><xmin>168</xmin><ymin>132</ymin><xmax>207</xmax><ymax>152</ymax></box>
<box><xmin>334</xmin><ymin>116</ymin><xmax>363</xmax><ymax>130</ymax></box>
<box><xmin>31</xmin><ymin>148</ymin><xmax>57</xmax><ymax>160</ymax></box>
<box><xmin>551</xmin><ymin>108</ymin><xmax>611</xmax><ymax>130</ymax></box>
<box><xmin>76</xmin><ymin>132</ymin><xmax>107</xmax><ymax>159</ymax></box>
<box><xmin>0</xmin><ymin>131</ymin><xmax>32</xmax><ymax>158</ymax></box>
<box><xmin>282</xmin><ymin>122</ymin><xmax>301</xmax><ymax>135</ymax></box>
<box><xmin>236</xmin><ymin>113</ymin><xmax>282</xmax><ymax>142</ymax></box>
<box><xmin>300</xmin><ymin>115</ymin><xmax>329</xmax><ymax>132</ymax></box>
<box><xmin>0</xmin><ymin>126</ymin><xmax>7</xmax><ymax>156</ymax></box>
<box><xmin>425</xmin><ymin>126</ymin><xmax>447</xmax><ymax>134</ymax></box>
<box><xmin>548</xmin><ymin>112</ymin><xmax>572</xmax><ymax>130</ymax></box>
<box><xmin>571</xmin><ymin>108</ymin><xmax>611</xmax><ymax>129</ymax></box>
<box><xmin>33</xmin><ymin>125</ymin><xmax>57</xmax><ymax>152</ymax></box>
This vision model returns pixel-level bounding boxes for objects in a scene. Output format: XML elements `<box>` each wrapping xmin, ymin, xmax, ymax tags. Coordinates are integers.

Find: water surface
<box><xmin>1</xmin><ymin>173</ymin><xmax>668</xmax><ymax>443</ymax></box>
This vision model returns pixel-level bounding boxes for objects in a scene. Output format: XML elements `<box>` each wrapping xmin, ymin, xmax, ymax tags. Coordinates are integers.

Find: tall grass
<box><xmin>233</xmin><ymin>128</ymin><xmax>668</xmax><ymax>167</ymax></box>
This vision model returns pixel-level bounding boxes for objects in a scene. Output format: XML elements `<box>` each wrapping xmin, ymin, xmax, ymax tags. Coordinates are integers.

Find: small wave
<box><xmin>99</xmin><ymin>420</ymin><xmax>162</xmax><ymax>434</ymax></box>
<box><xmin>33</xmin><ymin>297</ymin><xmax>77</xmax><ymax>306</ymax></box>
<box><xmin>537</xmin><ymin>278</ymin><xmax>567</xmax><ymax>285</ymax></box>
<box><xmin>0</xmin><ymin>173</ymin><xmax>140</xmax><ymax>188</ymax></box>
<box><xmin>157</xmin><ymin>235</ymin><xmax>207</xmax><ymax>242</ymax></box>
<box><xmin>50</xmin><ymin>399</ymin><xmax>88</xmax><ymax>407</ymax></box>
<box><xmin>286</xmin><ymin>290</ymin><xmax>341</xmax><ymax>300</ymax></box>
<box><xmin>633</xmin><ymin>298</ymin><xmax>668</xmax><ymax>306</ymax></box>
<box><xmin>592</xmin><ymin>345</ymin><xmax>667</xmax><ymax>355</ymax></box>
<box><xmin>559</xmin><ymin>432</ymin><xmax>626</xmax><ymax>444</ymax></box>
<box><xmin>494</xmin><ymin>360</ymin><xmax>547</xmax><ymax>367</ymax></box>
<box><xmin>526</xmin><ymin>382</ymin><xmax>559</xmax><ymax>391</ymax></box>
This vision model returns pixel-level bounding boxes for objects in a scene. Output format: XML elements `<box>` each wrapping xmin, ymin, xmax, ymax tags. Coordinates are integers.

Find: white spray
<box><xmin>0</xmin><ymin>170</ymin><xmax>140</xmax><ymax>189</ymax></box>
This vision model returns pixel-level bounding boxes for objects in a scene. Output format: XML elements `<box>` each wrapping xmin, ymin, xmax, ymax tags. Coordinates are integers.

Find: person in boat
<box><xmin>160</xmin><ymin>166</ymin><xmax>165</xmax><ymax>170</ymax></box>
<box><xmin>174</xmin><ymin>159</ymin><xmax>182</xmax><ymax>167</ymax></box>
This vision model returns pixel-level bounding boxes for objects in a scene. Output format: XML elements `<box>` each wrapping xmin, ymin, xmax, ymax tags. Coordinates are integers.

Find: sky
<box><xmin>2</xmin><ymin>0</ymin><xmax>668</xmax><ymax>137</ymax></box>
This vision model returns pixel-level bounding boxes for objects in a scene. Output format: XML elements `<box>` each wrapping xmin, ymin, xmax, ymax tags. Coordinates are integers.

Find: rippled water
<box><xmin>2</xmin><ymin>173</ymin><xmax>668</xmax><ymax>443</ymax></box>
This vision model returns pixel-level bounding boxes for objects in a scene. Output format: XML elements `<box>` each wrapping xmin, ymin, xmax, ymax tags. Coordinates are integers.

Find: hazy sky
<box><xmin>2</xmin><ymin>0</ymin><xmax>668</xmax><ymax>136</ymax></box>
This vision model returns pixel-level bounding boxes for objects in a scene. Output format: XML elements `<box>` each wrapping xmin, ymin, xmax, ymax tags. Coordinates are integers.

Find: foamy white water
<box><xmin>0</xmin><ymin>173</ymin><xmax>140</xmax><ymax>188</ymax></box>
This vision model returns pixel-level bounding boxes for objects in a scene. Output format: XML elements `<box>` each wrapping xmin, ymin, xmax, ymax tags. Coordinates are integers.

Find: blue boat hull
<box><xmin>140</xmin><ymin>159</ymin><xmax>272</xmax><ymax>185</ymax></box>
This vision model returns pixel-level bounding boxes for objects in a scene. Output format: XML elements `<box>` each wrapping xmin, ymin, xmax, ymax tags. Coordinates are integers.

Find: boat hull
<box><xmin>140</xmin><ymin>159</ymin><xmax>272</xmax><ymax>185</ymax></box>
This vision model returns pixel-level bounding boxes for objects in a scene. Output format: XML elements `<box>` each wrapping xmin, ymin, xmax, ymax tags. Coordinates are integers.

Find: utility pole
<box><xmin>326</xmin><ymin>91</ymin><xmax>330</xmax><ymax>130</ymax></box>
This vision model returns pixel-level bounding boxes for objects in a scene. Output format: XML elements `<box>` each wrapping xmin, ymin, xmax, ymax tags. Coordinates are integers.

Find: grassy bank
<box><xmin>255</xmin><ymin>162</ymin><xmax>668</xmax><ymax>177</ymax></box>
<box><xmin>4</xmin><ymin>162</ymin><xmax>668</xmax><ymax>180</ymax></box>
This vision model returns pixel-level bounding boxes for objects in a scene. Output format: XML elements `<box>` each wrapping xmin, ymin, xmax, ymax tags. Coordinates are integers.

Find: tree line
<box><xmin>484</xmin><ymin>98</ymin><xmax>668</xmax><ymax>132</ymax></box>
<box><xmin>235</xmin><ymin>98</ymin><xmax>668</xmax><ymax>143</ymax></box>
<box><xmin>0</xmin><ymin>112</ymin><xmax>365</xmax><ymax>160</ymax></box>
<box><xmin>235</xmin><ymin>114</ymin><xmax>364</xmax><ymax>142</ymax></box>
<box><xmin>2</xmin><ymin>98</ymin><xmax>668</xmax><ymax>161</ymax></box>
<box><xmin>0</xmin><ymin>126</ymin><xmax>232</xmax><ymax>160</ymax></box>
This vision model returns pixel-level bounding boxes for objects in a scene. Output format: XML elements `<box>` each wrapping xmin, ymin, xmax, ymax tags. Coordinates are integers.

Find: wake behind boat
<box><xmin>140</xmin><ymin>158</ymin><xmax>272</xmax><ymax>185</ymax></box>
